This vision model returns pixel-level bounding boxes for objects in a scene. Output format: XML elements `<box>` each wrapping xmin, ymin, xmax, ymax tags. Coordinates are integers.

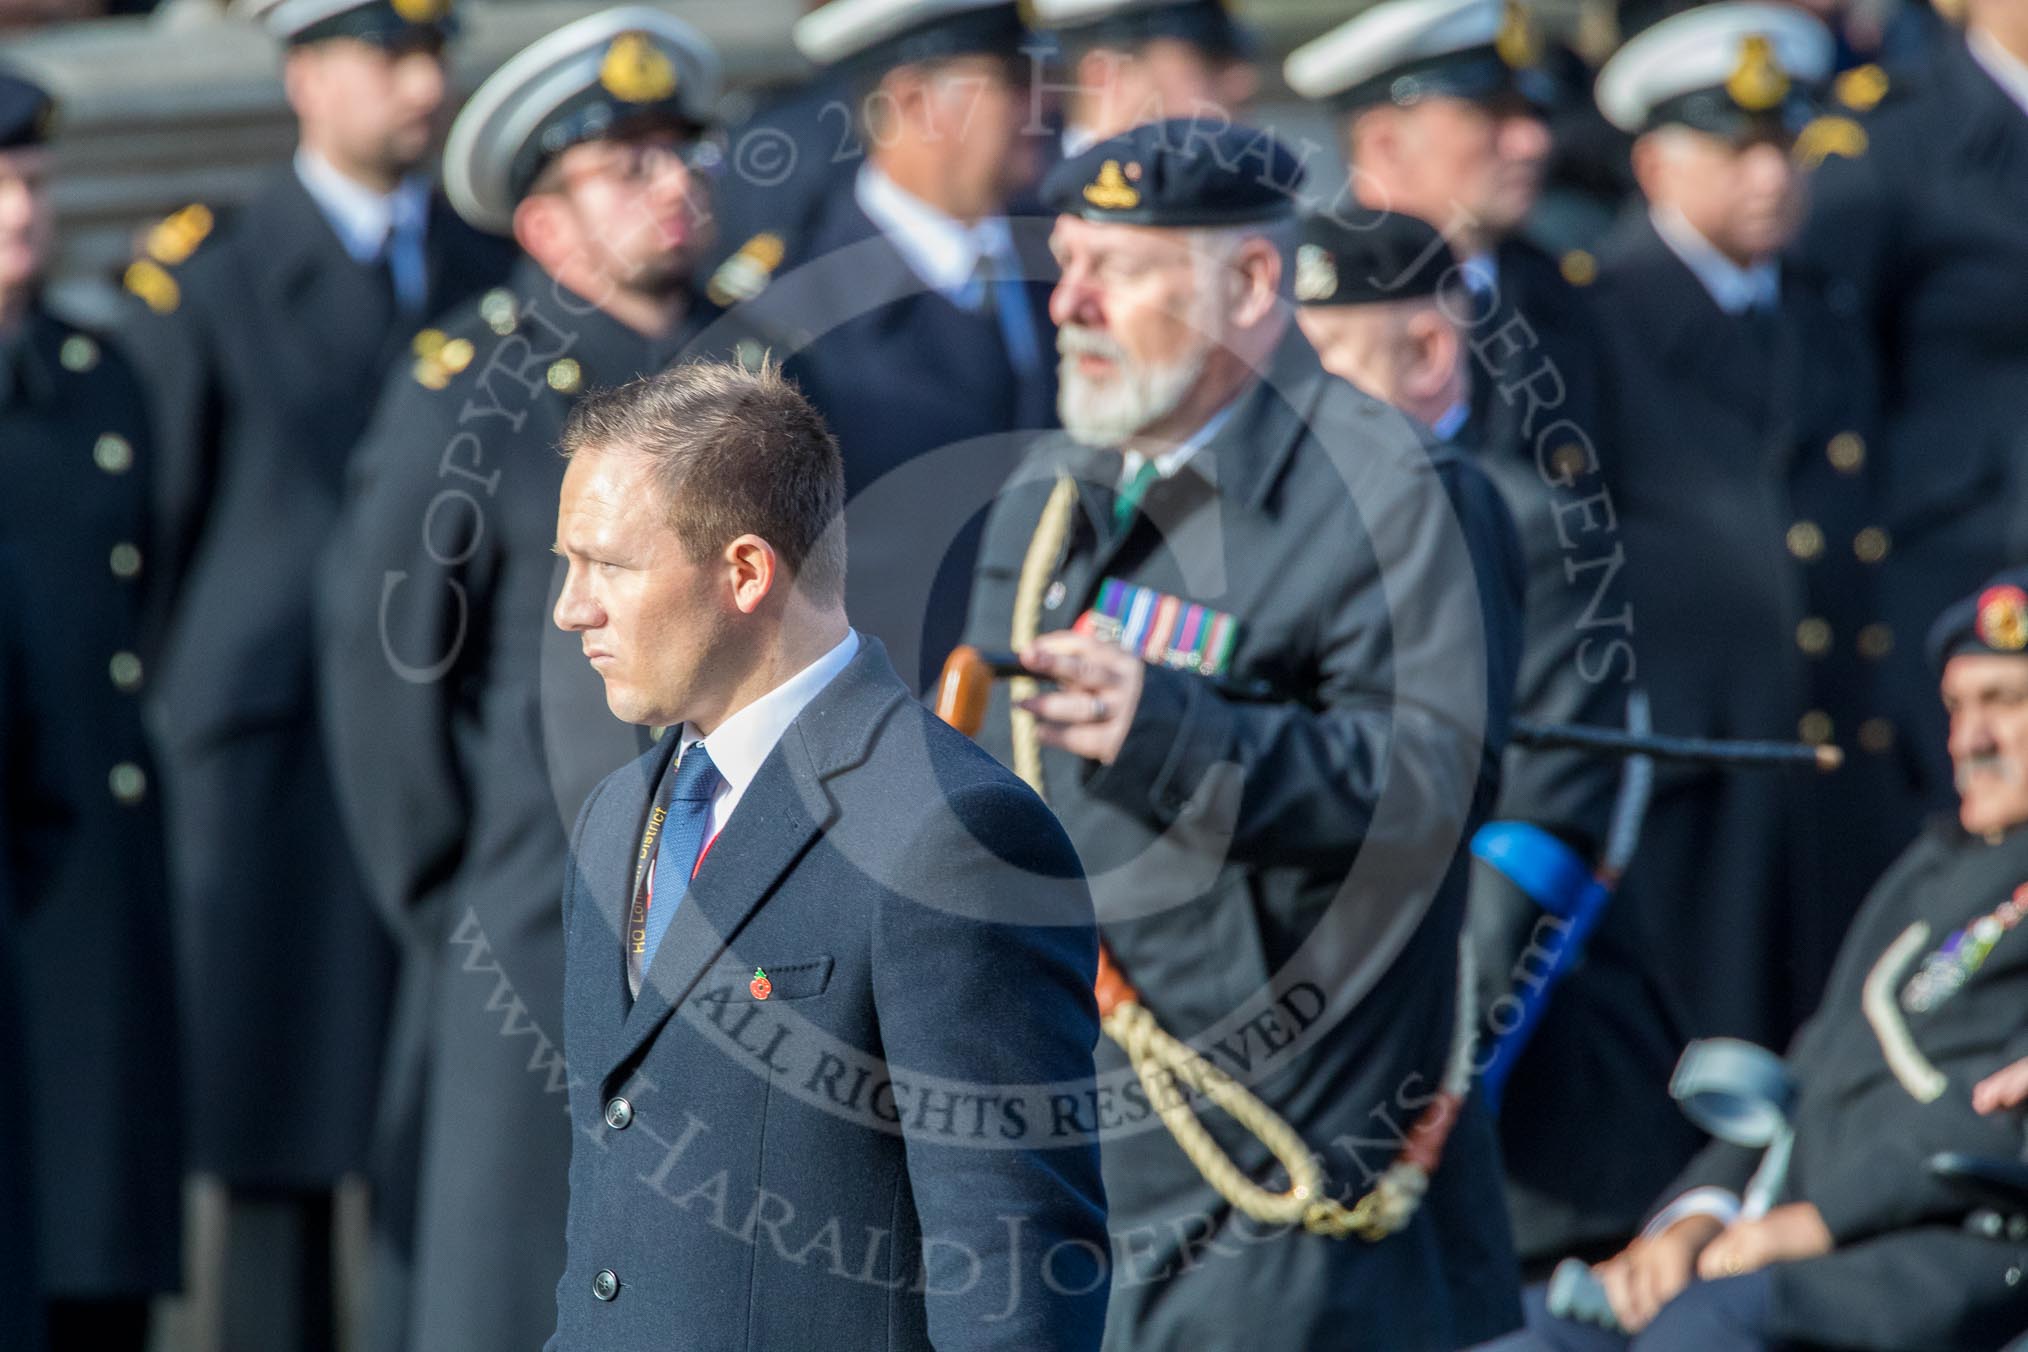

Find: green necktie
<box><xmin>1114</xmin><ymin>459</ymin><xmax>1160</xmax><ymax>532</ymax></box>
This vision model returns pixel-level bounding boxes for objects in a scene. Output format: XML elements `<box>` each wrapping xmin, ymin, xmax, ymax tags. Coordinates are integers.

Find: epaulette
<box><xmin>410</xmin><ymin>326</ymin><xmax>477</xmax><ymax>391</ymax></box>
<box><xmin>411</xmin><ymin>287</ymin><xmax>520</xmax><ymax>389</ymax></box>
<box><xmin>1794</xmin><ymin>114</ymin><xmax>1870</xmax><ymax>169</ymax></box>
<box><xmin>705</xmin><ymin>232</ymin><xmax>786</xmax><ymax>308</ymax></box>
<box><xmin>122</xmin><ymin>202</ymin><xmax>216</xmax><ymax>315</ymax></box>
<box><xmin>1834</xmin><ymin>63</ymin><xmax>1889</xmax><ymax>114</ymax></box>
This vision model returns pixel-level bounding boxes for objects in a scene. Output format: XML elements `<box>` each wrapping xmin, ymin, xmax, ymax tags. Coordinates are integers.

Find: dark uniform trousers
<box><xmin>0</xmin><ymin>310</ymin><xmax>183</xmax><ymax>1350</ymax></box>
<box><xmin>1798</xmin><ymin>32</ymin><xmax>2028</xmax><ymax>818</ymax></box>
<box><xmin>1486</xmin><ymin>816</ymin><xmax>2028</xmax><ymax>1351</ymax></box>
<box><xmin>964</xmin><ymin>328</ymin><xmax>1530</xmax><ymax>1350</ymax></box>
<box><xmin>119</xmin><ymin>167</ymin><xmax>512</xmax><ymax>1352</ymax></box>
<box><xmin>734</xmin><ymin>184</ymin><xmax>1058</xmax><ymax>692</ymax></box>
<box><xmin>1588</xmin><ymin>211</ymin><xmax>1913</xmax><ymax>1056</ymax></box>
<box><xmin>320</xmin><ymin>257</ymin><xmax>715</xmax><ymax>1352</ymax></box>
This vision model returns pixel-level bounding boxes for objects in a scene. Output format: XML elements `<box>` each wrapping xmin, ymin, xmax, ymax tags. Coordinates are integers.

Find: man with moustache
<box><xmin>724</xmin><ymin>0</ymin><xmax>1055</xmax><ymax>690</ymax></box>
<box><xmin>318</xmin><ymin>12</ymin><xmax>725</xmax><ymax>1350</ymax></box>
<box><xmin>0</xmin><ymin>71</ymin><xmax>182</xmax><ymax>1352</ymax></box>
<box><xmin>116</xmin><ymin>1</ymin><xmax>511</xmax><ymax>1344</ymax></box>
<box><xmin>1284</xmin><ymin>0</ymin><xmax>1600</xmax><ymax>479</ymax></box>
<box><xmin>1029</xmin><ymin>0</ymin><xmax>1259</xmax><ymax>156</ymax></box>
<box><xmin>545</xmin><ymin>359</ymin><xmax>1108</xmax><ymax>1351</ymax></box>
<box><xmin>963</xmin><ymin>118</ymin><xmax>1527</xmax><ymax>1350</ymax></box>
<box><xmin>1294</xmin><ymin>208</ymin><xmax>1670</xmax><ymax>1274</ymax></box>
<box><xmin>1585</xmin><ymin>4</ymin><xmax>1907</xmax><ymax>1062</ymax></box>
<box><xmin>1484</xmin><ymin>568</ymin><xmax>2028</xmax><ymax>1352</ymax></box>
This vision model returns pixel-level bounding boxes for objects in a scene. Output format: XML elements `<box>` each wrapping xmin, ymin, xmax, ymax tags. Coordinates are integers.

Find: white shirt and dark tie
<box><xmin>294</xmin><ymin>146</ymin><xmax>432</xmax><ymax>315</ymax></box>
<box><xmin>627</xmin><ymin>629</ymin><xmax>861</xmax><ymax>999</ymax></box>
<box><xmin>1649</xmin><ymin>203</ymin><xmax>1781</xmax><ymax>316</ymax></box>
<box><xmin>854</xmin><ymin>163</ymin><xmax>1041</xmax><ymax>373</ymax></box>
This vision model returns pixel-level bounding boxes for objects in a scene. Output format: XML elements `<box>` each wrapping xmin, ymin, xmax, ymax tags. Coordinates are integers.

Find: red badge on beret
<box><xmin>1976</xmin><ymin>585</ymin><xmax>2028</xmax><ymax>651</ymax></box>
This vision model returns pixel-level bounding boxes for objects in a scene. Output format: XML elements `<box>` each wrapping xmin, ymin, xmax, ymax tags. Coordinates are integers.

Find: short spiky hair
<box><xmin>560</xmin><ymin>357</ymin><xmax>847</xmax><ymax>601</ymax></box>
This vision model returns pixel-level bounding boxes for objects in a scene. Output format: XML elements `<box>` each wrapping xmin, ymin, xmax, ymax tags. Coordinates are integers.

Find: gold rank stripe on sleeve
<box><xmin>122</xmin><ymin>202</ymin><xmax>215</xmax><ymax>314</ymax></box>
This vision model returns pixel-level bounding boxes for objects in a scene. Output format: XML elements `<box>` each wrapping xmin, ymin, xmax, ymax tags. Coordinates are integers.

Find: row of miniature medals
<box><xmin>1903</xmin><ymin>884</ymin><xmax>2028</xmax><ymax>1014</ymax></box>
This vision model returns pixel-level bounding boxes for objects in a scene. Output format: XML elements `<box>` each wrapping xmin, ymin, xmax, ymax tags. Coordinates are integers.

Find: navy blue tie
<box><xmin>635</xmin><ymin>743</ymin><xmax>720</xmax><ymax>985</ymax></box>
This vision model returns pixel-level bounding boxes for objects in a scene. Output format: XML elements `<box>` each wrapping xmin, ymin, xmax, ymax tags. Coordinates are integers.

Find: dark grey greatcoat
<box><xmin>1655</xmin><ymin>817</ymin><xmax>2028</xmax><ymax>1351</ymax></box>
<box><xmin>965</xmin><ymin>328</ymin><xmax>1529</xmax><ymax>1350</ymax></box>
<box><xmin>318</xmin><ymin>257</ymin><xmax>702</xmax><ymax>1351</ymax></box>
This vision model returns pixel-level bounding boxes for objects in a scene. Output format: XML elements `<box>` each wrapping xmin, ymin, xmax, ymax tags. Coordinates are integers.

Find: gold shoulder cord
<box><xmin>1006</xmin><ymin>476</ymin><xmax>1475</xmax><ymax>1240</ymax></box>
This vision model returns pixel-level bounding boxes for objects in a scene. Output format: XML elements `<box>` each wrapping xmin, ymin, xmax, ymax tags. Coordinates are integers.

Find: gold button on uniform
<box><xmin>1857</xmin><ymin>623</ymin><xmax>1894</xmax><ymax>661</ymax></box>
<box><xmin>1796</xmin><ymin>617</ymin><xmax>1832</xmax><ymax>656</ymax></box>
<box><xmin>1853</xmin><ymin>527</ymin><xmax>1891</xmax><ymax>563</ymax></box>
<box><xmin>110</xmin><ymin>651</ymin><xmax>144</xmax><ymax>692</ymax></box>
<box><xmin>109</xmin><ymin>762</ymin><xmax>148</xmax><ymax>805</ymax></box>
<box><xmin>109</xmin><ymin>542</ymin><xmax>143</xmax><ymax>579</ymax></box>
<box><xmin>93</xmin><ymin>433</ymin><xmax>134</xmax><ymax>474</ymax></box>
<box><xmin>1785</xmin><ymin>521</ymin><xmax>1824</xmax><ymax>560</ymax></box>
<box><xmin>59</xmin><ymin>334</ymin><xmax>100</xmax><ymax>372</ymax></box>
<box><xmin>547</xmin><ymin>358</ymin><xmax>582</xmax><ymax>393</ymax></box>
<box><xmin>1799</xmin><ymin>710</ymin><xmax>1834</xmax><ymax>744</ymax></box>
<box><xmin>1827</xmin><ymin>432</ymin><xmax>1865</xmax><ymax>473</ymax></box>
<box><xmin>1859</xmin><ymin>718</ymin><xmax>1895</xmax><ymax>754</ymax></box>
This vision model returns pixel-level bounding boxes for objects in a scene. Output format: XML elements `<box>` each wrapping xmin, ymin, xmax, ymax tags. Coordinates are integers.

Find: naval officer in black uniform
<box><xmin>318</xmin><ymin>10</ymin><xmax>726</xmax><ymax>1350</ymax></box>
<box><xmin>0</xmin><ymin>548</ymin><xmax>38</xmax><ymax>1352</ymax></box>
<box><xmin>117</xmin><ymin>0</ymin><xmax>512</xmax><ymax>1345</ymax></box>
<box><xmin>1293</xmin><ymin>207</ymin><xmax>1671</xmax><ymax>1275</ymax></box>
<box><xmin>964</xmin><ymin>118</ymin><xmax>1528</xmax><ymax>1351</ymax></box>
<box><xmin>1585</xmin><ymin>3</ymin><xmax>1911</xmax><ymax>1059</ymax></box>
<box><xmin>1486</xmin><ymin>567</ymin><xmax>2028</xmax><ymax>1352</ymax></box>
<box><xmin>1284</xmin><ymin>0</ymin><xmax>1603</xmax><ymax>487</ymax></box>
<box><xmin>727</xmin><ymin>0</ymin><xmax>1056</xmax><ymax>691</ymax></box>
<box><xmin>1797</xmin><ymin>0</ymin><xmax>2028</xmax><ymax>821</ymax></box>
<box><xmin>0</xmin><ymin>70</ymin><xmax>183</xmax><ymax>1352</ymax></box>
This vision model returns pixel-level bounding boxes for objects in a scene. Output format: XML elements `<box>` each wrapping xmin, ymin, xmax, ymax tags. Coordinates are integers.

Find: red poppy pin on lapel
<box><xmin>750</xmin><ymin>968</ymin><xmax>771</xmax><ymax>1001</ymax></box>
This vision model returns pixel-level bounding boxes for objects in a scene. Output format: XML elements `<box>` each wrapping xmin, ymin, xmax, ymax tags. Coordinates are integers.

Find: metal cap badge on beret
<box><xmin>0</xmin><ymin>69</ymin><xmax>55</xmax><ymax>151</ymax></box>
<box><xmin>235</xmin><ymin>0</ymin><xmax>457</xmax><ymax>46</ymax></box>
<box><xmin>793</xmin><ymin>0</ymin><xmax>1026</xmax><ymax>76</ymax></box>
<box><xmin>1296</xmin><ymin>210</ymin><xmax>1459</xmax><ymax>307</ymax></box>
<box><xmin>1031</xmin><ymin>0</ymin><xmax>1253</xmax><ymax>60</ymax></box>
<box><xmin>1042</xmin><ymin>118</ymin><xmax>1302</xmax><ymax>227</ymax></box>
<box><xmin>1928</xmin><ymin>569</ymin><xmax>2028</xmax><ymax>672</ymax></box>
<box><xmin>1595</xmin><ymin>2</ymin><xmax>1832</xmax><ymax>138</ymax></box>
<box><xmin>1285</xmin><ymin>0</ymin><xmax>1549</xmax><ymax>113</ymax></box>
<box><xmin>443</xmin><ymin>6</ymin><xmax>721</xmax><ymax>235</ymax></box>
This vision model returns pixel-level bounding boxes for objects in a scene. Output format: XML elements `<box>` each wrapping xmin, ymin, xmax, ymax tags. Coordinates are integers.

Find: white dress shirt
<box><xmin>1970</xmin><ymin>27</ymin><xmax>2028</xmax><ymax>120</ymax></box>
<box><xmin>1650</xmin><ymin>203</ymin><xmax>1780</xmax><ymax>316</ymax></box>
<box><xmin>854</xmin><ymin>163</ymin><xmax>1019</xmax><ymax>303</ymax></box>
<box><xmin>293</xmin><ymin>147</ymin><xmax>431</xmax><ymax>312</ymax></box>
<box><xmin>1119</xmin><ymin>397</ymin><xmax>1241</xmax><ymax>489</ymax></box>
<box><xmin>675</xmin><ymin>627</ymin><xmax>861</xmax><ymax>842</ymax></box>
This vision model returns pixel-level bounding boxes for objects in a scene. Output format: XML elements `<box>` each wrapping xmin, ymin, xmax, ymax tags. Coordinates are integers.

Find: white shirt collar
<box><xmin>1121</xmin><ymin>397</ymin><xmax>1241</xmax><ymax>486</ymax></box>
<box><xmin>678</xmin><ymin>628</ymin><xmax>860</xmax><ymax>835</ymax></box>
<box><xmin>855</xmin><ymin>163</ymin><xmax>1013</xmax><ymax>298</ymax></box>
<box><xmin>293</xmin><ymin>147</ymin><xmax>431</xmax><ymax>264</ymax></box>
<box><xmin>1970</xmin><ymin>27</ymin><xmax>2028</xmax><ymax>121</ymax></box>
<box><xmin>1649</xmin><ymin>204</ymin><xmax>1780</xmax><ymax>316</ymax></box>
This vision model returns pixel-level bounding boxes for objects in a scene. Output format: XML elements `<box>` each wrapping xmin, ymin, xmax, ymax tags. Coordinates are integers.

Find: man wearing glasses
<box><xmin>316</xmin><ymin>10</ymin><xmax>728</xmax><ymax>1350</ymax></box>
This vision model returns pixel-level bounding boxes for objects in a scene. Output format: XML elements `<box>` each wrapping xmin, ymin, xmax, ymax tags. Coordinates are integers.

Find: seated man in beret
<box><xmin>1482</xmin><ymin>570</ymin><xmax>2028</xmax><ymax>1351</ymax></box>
